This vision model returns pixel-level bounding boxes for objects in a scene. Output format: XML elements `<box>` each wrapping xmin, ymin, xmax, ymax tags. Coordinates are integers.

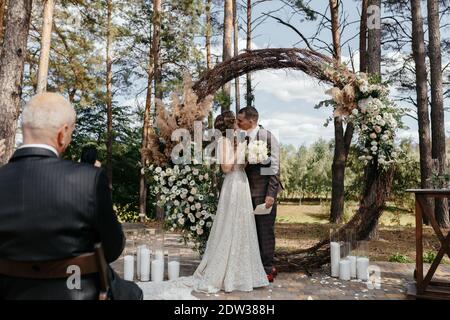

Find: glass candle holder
<box><xmin>345</xmin><ymin>229</ymin><xmax>357</xmax><ymax>278</ymax></box>
<box><xmin>139</xmin><ymin>245</ymin><xmax>151</xmax><ymax>282</ymax></box>
<box><xmin>153</xmin><ymin>228</ymin><xmax>165</xmax><ymax>261</ymax></box>
<box><xmin>122</xmin><ymin>239</ymin><xmax>135</xmax><ymax>281</ymax></box>
<box><xmin>144</xmin><ymin>229</ymin><xmax>155</xmax><ymax>250</ymax></box>
<box><xmin>124</xmin><ymin>239</ymin><xmax>135</xmax><ymax>256</ymax></box>
<box><xmin>345</xmin><ymin>229</ymin><xmax>355</xmax><ymax>253</ymax></box>
<box><xmin>168</xmin><ymin>248</ymin><xmax>181</xmax><ymax>280</ymax></box>
<box><xmin>151</xmin><ymin>247</ymin><xmax>165</xmax><ymax>283</ymax></box>
<box><xmin>357</xmin><ymin>240</ymin><xmax>369</xmax><ymax>258</ymax></box>
<box><xmin>330</xmin><ymin>227</ymin><xmax>340</xmax><ymax>277</ymax></box>
<box><xmin>356</xmin><ymin>240</ymin><xmax>370</xmax><ymax>281</ymax></box>
<box><xmin>136</xmin><ymin>239</ymin><xmax>148</xmax><ymax>281</ymax></box>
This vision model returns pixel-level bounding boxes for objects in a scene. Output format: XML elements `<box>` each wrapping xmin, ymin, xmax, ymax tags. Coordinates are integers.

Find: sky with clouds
<box><xmin>211</xmin><ymin>0</ymin><xmax>450</xmax><ymax>148</ymax></box>
<box><xmin>112</xmin><ymin>0</ymin><xmax>449</xmax><ymax>149</ymax></box>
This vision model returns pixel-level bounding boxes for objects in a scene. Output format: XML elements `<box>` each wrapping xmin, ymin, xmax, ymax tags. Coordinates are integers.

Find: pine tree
<box><xmin>0</xmin><ymin>0</ymin><xmax>33</xmax><ymax>165</ymax></box>
<box><xmin>36</xmin><ymin>0</ymin><xmax>54</xmax><ymax>93</ymax></box>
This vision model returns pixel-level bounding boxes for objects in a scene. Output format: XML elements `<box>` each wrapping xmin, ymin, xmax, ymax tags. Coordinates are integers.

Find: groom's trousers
<box><xmin>251</xmin><ymin>196</ymin><xmax>277</xmax><ymax>275</ymax></box>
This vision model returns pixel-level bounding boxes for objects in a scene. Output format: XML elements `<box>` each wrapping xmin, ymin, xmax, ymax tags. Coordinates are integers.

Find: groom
<box><xmin>237</xmin><ymin>107</ymin><xmax>283</xmax><ymax>282</ymax></box>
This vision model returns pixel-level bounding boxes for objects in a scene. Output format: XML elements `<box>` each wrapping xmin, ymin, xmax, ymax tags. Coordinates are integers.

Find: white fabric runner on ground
<box><xmin>137</xmin><ymin>277</ymin><xmax>199</xmax><ymax>300</ymax></box>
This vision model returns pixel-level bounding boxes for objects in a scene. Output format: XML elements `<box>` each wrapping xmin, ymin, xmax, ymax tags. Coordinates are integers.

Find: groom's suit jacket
<box><xmin>245</xmin><ymin>127</ymin><xmax>283</xmax><ymax>199</ymax></box>
<box><xmin>0</xmin><ymin>147</ymin><xmax>125</xmax><ymax>300</ymax></box>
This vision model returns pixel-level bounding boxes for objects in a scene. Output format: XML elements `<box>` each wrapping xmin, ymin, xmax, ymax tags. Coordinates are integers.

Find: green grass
<box><xmin>276</xmin><ymin>202</ymin><xmax>416</xmax><ymax>227</ymax></box>
<box><xmin>388</xmin><ymin>253</ymin><xmax>412</xmax><ymax>263</ymax></box>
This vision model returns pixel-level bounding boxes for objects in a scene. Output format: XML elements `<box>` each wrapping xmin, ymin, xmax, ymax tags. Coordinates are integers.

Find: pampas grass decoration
<box><xmin>149</xmin><ymin>74</ymin><xmax>213</xmax><ymax>164</ymax></box>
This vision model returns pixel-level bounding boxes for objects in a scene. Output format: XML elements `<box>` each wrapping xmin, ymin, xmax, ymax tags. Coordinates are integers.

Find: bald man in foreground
<box><xmin>0</xmin><ymin>93</ymin><xmax>126</xmax><ymax>299</ymax></box>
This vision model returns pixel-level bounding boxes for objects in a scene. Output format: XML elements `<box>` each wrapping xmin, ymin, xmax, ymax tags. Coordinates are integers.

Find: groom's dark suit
<box><xmin>245</xmin><ymin>127</ymin><xmax>283</xmax><ymax>274</ymax></box>
<box><xmin>0</xmin><ymin>147</ymin><xmax>125</xmax><ymax>299</ymax></box>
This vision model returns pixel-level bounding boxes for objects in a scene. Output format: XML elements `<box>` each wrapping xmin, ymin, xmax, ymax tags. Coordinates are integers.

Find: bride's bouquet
<box><xmin>246</xmin><ymin>140</ymin><xmax>269</xmax><ymax>164</ymax></box>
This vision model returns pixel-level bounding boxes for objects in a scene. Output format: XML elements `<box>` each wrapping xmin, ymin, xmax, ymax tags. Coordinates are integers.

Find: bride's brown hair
<box><xmin>214</xmin><ymin>111</ymin><xmax>236</xmax><ymax>136</ymax></box>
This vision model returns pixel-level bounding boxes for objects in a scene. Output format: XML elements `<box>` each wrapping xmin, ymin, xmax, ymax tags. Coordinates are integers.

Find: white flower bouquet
<box><xmin>145</xmin><ymin>163</ymin><xmax>217</xmax><ymax>254</ymax></box>
<box><xmin>247</xmin><ymin>140</ymin><xmax>269</xmax><ymax>164</ymax></box>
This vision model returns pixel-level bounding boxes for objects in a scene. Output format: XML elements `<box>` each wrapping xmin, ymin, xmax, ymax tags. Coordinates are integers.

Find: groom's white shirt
<box><xmin>18</xmin><ymin>144</ymin><xmax>59</xmax><ymax>157</ymax></box>
<box><xmin>247</xmin><ymin>125</ymin><xmax>260</xmax><ymax>142</ymax></box>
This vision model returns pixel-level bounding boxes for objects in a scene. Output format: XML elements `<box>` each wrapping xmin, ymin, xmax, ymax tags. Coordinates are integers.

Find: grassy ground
<box><xmin>276</xmin><ymin>202</ymin><xmax>449</xmax><ymax>264</ymax></box>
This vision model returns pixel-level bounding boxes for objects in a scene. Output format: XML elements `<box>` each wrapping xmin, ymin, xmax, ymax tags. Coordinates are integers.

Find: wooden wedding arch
<box><xmin>192</xmin><ymin>48</ymin><xmax>395</xmax><ymax>271</ymax></box>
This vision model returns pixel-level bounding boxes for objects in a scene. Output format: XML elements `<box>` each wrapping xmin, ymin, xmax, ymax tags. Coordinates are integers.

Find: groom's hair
<box><xmin>238</xmin><ymin>106</ymin><xmax>259</xmax><ymax>122</ymax></box>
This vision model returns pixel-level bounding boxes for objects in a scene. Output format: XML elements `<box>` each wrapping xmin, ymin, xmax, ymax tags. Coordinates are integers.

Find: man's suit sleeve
<box><xmin>95</xmin><ymin>169</ymin><xmax>125</xmax><ymax>263</ymax></box>
<box><xmin>267</xmin><ymin>131</ymin><xmax>282</xmax><ymax>199</ymax></box>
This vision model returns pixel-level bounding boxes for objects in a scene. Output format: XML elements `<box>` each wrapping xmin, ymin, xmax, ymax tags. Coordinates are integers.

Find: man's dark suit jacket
<box><xmin>0</xmin><ymin>147</ymin><xmax>125</xmax><ymax>300</ymax></box>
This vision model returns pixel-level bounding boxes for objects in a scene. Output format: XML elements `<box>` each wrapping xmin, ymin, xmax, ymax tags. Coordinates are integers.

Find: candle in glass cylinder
<box><xmin>123</xmin><ymin>255</ymin><xmax>134</xmax><ymax>281</ymax></box>
<box><xmin>136</xmin><ymin>244</ymin><xmax>146</xmax><ymax>279</ymax></box>
<box><xmin>140</xmin><ymin>248</ymin><xmax>151</xmax><ymax>281</ymax></box>
<box><xmin>155</xmin><ymin>249</ymin><xmax>164</xmax><ymax>261</ymax></box>
<box><xmin>168</xmin><ymin>260</ymin><xmax>180</xmax><ymax>280</ymax></box>
<box><xmin>339</xmin><ymin>259</ymin><xmax>351</xmax><ymax>281</ymax></box>
<box><xmin>348</xmin><ymin>255</ymin><xmax>357</xmax><ymax>278</ymax></box>
<box><xmin>357</xmin><ymin>257</ymin><xmax>369</xmax><ymax>281</ymax></box>
<box><xmin>330</xmin><ymin>241</ymin><xmax>340</xmax><ymax>277</ymax></box>
<box><xmin>151</xmin><ymin>259</ymin><xmax>164</xmax><ymax>282</ymax></box>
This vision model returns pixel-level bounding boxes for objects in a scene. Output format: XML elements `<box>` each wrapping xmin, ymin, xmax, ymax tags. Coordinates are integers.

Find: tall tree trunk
<box><xmin>0</xmin><ymin>0</ymin><xmax>32</xmax><ymax>165</ymax></box>
<box><xmin>329</xmin><ymin>0</ymin><xmax>354</xmax><ymax>224</ymax></box>
<box><xmin>105</xmin><ymin>0</ymin><xmax>113</xmax><ymax>189</ymax></box>
<box><xmin>427</xmin><ymin>0</ymin><xmax>449</xmax><ymax>228</ymax></box>
<box><xmin>205</xmin><ymin>0</ymin><xmax>213</xmax><ymax>128</ymax></box>
<box><xmin>367</xmin><ymin>0</ymin><xmax>381</xmax><ymax>76</ymax></box>
<box><xmin>139</xmin><ymin>0</ymin><xmax>162</xmax><ymax>222</ymax></box>
<box><xmin>359</xmin><ymin>0</ymin><xmax>368</xmax><ymax>73</ymax></box>
<box><xmin>233</xmin><ymin>0</ymin><xmax>240</xmax><ymax>113</ymax></box>
<box><xmin>0</xmin><ymin>0</ymin><xmax>7</xmax><ymax>45</ymax></box>
<box><xmin>329</xmin><ymin>0</ymin><xmax>341</xmax><ymax>61</ymax></box>
<box><xmin>152</xmin><ymin>0</ymin><xmax>163</xmax><ymax>221</ymax></box>
<box><xmin>366</xmin><ymin>0</ymin><xmax>382</xmax><ymax>239</ymax></box>
<box><xmin>245</xmin><ymin>0</ymin><xmax>253</xmax><ymax>108</ymax></box>
<box><xmin>36</xmin><ymin>0</ymin><xmax>54</xmax><ymax>94</ymax></box>
<box><xmin>411</xmin><ymin>0</ymin><xmax>433</xmax><ymax>221</ymax></box>
<box><xmin>205</xmin><ymin>0</ymin><xmax>212</xmax><ymax>72</ymax></box>
<box><xmin>222</xmin><ymin>0</ymin><xmax>233</xmax><ymax>112</ymax></box>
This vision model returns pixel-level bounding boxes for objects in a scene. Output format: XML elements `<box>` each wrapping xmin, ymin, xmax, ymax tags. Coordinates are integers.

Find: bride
<box><xmin>138</xmin><ymin>111</ymin><xmax>269</xmax><ymax>299</ymax></box>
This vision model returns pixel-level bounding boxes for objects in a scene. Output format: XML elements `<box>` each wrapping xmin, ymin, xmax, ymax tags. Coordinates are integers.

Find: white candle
<box><xmin>136</xmin><ymin>245</ymin><xmax>146</xmax><ymax>279</ymax></box>
<box><xmin>357</xmin><ymin>257</ymin><xmax>370</xmax><ymax>281</ymax></box>
<box><xmin>140</xmin><ymin>248</ymin><xmax>151</xmax><ymax>281</ymax></box>
<box><xmin>151</xmin><ymin>259</ymin><xmax>164</xmax><ymax>282</ymax></box>
<box><xmin>339</xmin><ymin>259</ymin><xmax>351</xmax><ymax>281</ymax></box>
<box><xmin>123</xmin><ymin>255</ymin><xmax>134</xmax><ymax>281</ymax></box>
<box><xmin>168</xmin><ymin>261</ymin><xmax>180</xmax><ymax>280</ymax></box>
<box><xmin>348</xmin><ymin>255</ymin><xmax>357</xmax><ymax>278</ymax></box>
<box><xmin>155</xmin><ymin>249</ymin><xmax>164</xmax><ymax>261</ymax></box>
<box><xmin>330</xmin><ymin>242</ymin><xmax>340</xmax><ymax>277</ymax></box>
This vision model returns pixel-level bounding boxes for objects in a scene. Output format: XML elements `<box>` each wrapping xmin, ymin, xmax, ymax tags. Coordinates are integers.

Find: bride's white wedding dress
<box><xmin>138</xmin><ymin>138</ymin><xmax>269</xmax><ymax>299</ymax></box>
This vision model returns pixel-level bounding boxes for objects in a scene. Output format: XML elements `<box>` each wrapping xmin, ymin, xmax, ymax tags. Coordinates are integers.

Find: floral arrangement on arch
<box><xmin>323</xmin><ymin>64</ymin><xmax>405</xmax><ymax>170</ymax></box>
